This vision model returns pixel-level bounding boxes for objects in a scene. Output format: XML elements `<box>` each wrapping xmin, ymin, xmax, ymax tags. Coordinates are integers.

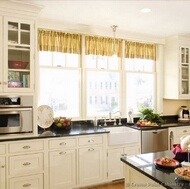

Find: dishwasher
<box><xmin>141</xmin><ymin>128</ymin><xmax>168</xmax><ymax>153</ymax></box>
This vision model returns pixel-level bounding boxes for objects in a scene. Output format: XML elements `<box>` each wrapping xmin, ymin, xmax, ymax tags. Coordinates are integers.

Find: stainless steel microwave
<box><xmin>0</xmin><ymin>96</ymin><xmax>33</xmax><ymax>134</ymax></box>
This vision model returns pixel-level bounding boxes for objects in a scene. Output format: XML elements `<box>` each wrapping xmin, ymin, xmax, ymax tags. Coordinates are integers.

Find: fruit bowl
<box><xmin>54</xmin><ymin>116</ymin><xmax>72</xmax><ymax>130</ymax></box>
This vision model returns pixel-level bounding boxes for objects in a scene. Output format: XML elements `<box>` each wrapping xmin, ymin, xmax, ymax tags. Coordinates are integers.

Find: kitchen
<box><xmin>1</xmin><ymin>1</ymin><xmax>190</xmax><ymax>189</ymax></box>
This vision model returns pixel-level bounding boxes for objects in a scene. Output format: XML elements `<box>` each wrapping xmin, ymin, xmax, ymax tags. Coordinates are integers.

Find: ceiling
<box><xmin>14</xmin><ymin>0</ymin><xmax>190</xmax><ymax>40</ymax></box>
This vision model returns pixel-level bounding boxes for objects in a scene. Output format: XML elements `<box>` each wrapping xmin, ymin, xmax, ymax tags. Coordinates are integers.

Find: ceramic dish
<box><xmin>174</xmin><ymin>167</ymin><xmax>190</xmax><ymax>181</ymax></box>
<box><xmin>154</xmin><ymin>157</ymin><xmax>180</xmax><ymax>168</ymax></box>
<box><xmin>37</xmin><ymin>105</ymin><xmax>54</xmax><ymax>129</ymax></box>
<box><xmin>181</xmin><ymin>162</ymin><xmax>190</xmax><ymax>167</ymax></box>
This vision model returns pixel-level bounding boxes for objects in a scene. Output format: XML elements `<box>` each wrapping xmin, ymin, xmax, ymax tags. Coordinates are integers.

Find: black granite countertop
<box><xmin>0</xmin><ymin>125</ymin><xmax>109</xmax><ymax>142</ymax></box>
<box><xmin>121</xmin><ymin>151</ymin><xmax>190</xmax><ymax>189</ymax></box>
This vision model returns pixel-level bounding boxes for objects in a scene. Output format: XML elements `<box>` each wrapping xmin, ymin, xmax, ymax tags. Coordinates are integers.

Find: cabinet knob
<box><xmin>23</xmin><ymin>183</ymin><xmax>31</xmax><ymax>187</ymax></box>
<box><xmin>183</xmin><ymin>130</ymin><xmax>187</xmax><ymax>133</ymax></box>
<box><xmin>1</xmin><ymin>165</ymin><xmax>5</xmax><ymax>168</ymax></box>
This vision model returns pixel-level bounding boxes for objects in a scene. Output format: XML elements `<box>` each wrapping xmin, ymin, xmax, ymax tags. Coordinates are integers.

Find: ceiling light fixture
<box><xmin>140</xmin><ymin>8</ymin><xmax>151</xmax><ymax>13</ymax></box>
<box><xmin>111</xmin><ymin>25</ymin><xmax>118</xmax><ymax>57</ymax></box>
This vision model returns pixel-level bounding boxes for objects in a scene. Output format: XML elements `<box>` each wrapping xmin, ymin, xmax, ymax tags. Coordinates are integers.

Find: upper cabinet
<box><xmin>3</xmin><ymin>17</ymin><xmax>35</xmax><ymax>93</ymax></box>
<box><xmin>164</xmin><ymin>35</ymin><xmax>190</xmax><ymax>99</ymax></box>
<box><xmin>0</xmin><ymin>1</ymin><xmax>41</xmax><ymax>95</ymax></box>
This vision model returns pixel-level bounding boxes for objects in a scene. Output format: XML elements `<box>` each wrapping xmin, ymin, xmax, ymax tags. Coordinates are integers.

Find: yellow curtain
<box><xmin>125</xmin><ymin>41</ymin><xmax>156</xmax><ymax>60</ymax></box>
<box><xmin>38</xmin><ymin>29</ymin><xmax>81</xmax><ymax>54</ymax></box>
<box><xmin>85</xmin><ymin>36</ymin><xmax>122</xmax><ymax>57</ymax></box>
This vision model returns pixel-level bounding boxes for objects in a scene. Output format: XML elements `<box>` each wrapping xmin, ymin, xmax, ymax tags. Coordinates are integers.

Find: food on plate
<box><xmin>160</xmin><ymin>156</ymin><xmax>172</xmax><ymax>165</ymax></box>
<box><xmin>175</xmin><ymin>167</ymin><xmax>190</xmax><ymax>180</ymax></box>
<box><xmin>136</xmin><ymin>119</ymin><xmax>158</xmax><ymax>127</ymax></box>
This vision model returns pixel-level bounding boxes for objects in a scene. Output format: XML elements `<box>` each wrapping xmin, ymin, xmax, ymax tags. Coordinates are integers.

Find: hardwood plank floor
<box><xmin>80</xmin><ymin>181</ymin><xmax>124</xmax><ymax>189</ymax></box>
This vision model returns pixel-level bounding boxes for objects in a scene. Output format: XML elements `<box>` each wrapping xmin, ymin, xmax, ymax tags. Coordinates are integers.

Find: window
<box><xmin>86</xmin><ymin>67</ymin><xmax>120</xmax><ymax>117</ymax></box>
<box><xmin>125</xmin><ymin>58</ymin><xmax>155</xmax><ymax>114</ymax></box>
<box><xmin>39</xmin><ymin>51</ymin><xmax>80</xmax><ymax>117</ymax></box>
<box><xmin>38</xmin><ymin>30</ymin><xmax>157</xmax><ymax>119</ymax></box>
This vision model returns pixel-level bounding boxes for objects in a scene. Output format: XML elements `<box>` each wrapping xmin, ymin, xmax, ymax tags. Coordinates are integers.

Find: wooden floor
<box><xmin>80</xmin><ymin>181</ymin><xmax>124</xmax><ymax>189</ymax></box>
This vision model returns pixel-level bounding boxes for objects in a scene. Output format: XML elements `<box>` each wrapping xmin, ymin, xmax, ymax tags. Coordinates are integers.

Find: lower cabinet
<box><xmin>7</xmin><ymin>140</ymin><xmax>44</xmax><ymax>189</ymax></box>
<box><xmin>49</xmin><ymin>149</ymin><xmax>77</xmax><ymax>189</ymax></box>
<box><xmin>9</xmin><ymin>174</ymin><xmax>43</xmax><ymax>189</ymax></box>
<box><xmin>0</xmin><ymin>157</ymin><xmax>5</xmax><ymax>189</ymax></box>
<box><xmin>78</xmin><ymin>146</ymin><xmax>104</xmax><ymax>185</ymax></box>
<box><xmin>107</xmin><ymin>145</ymin><xmax>141</xmax><ymax>181</ymax></box>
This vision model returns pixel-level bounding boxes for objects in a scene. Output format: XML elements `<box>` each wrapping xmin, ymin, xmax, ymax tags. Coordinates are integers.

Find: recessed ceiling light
<box><xmin>140</xmin><ymin>8</ymin><xmax>151</xmax><ymax>13</ymax></box>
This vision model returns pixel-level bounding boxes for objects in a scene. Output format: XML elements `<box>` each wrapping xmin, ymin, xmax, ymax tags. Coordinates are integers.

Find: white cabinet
<box><xmin>7</xmin><ymin>140</ymin><xmax>44</xmax><ymax>189</ymax></box>
<box><xmin>3</xmin><ymin>16</ymin><xmax>35</xmax><ymax>93</ymax></box>
<box><xmin>48</xmin><ymin>138</ymin><xmax>77</xmax><ymax>189</ymax></box>
<box><xmin>164</xmin><ymin>35</ymin><xmax>190</xmax><ymax>99</ymax></box>
<box><xmin>168</xmin><ymin>126</ymin><xmax>190</xmax><ymax>149</ymax></box>
<box><xmin>107</xmin><ymin>145</ymin><xmax>140</xmax><ymax>181</ymax></box>
<box><xmin>0</xmin><ymin>16</ymin><xmax>3</xmax><ymax>92</ymax></box>
<box><xmin>107</xmin><ymin>148</ymin><xmax>124</xmax><ymax>180</ymax></box>
<box><xmin>125</xmin><ymin>164</ymin><xmax>165</xmax><ymax>189</ymax></box>
<box><xmin>78</xmin><ymin>135</ymin><xmax>106</xmax><ymax>186</ymax></box>
<box><xmin>0</xmin><ymin>157</ymin><xmax>6</xmax><ymax>189</ymax></box>
<box><xmin>9</xmin><ymin>174</ymin><xmax>43</xmax><ymax>189</ymax></box>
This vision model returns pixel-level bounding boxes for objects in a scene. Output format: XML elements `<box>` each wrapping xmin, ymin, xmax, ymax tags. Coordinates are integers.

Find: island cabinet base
<box><xmin>125</xmin><ymin>165</ymin><xmax>165</xmax><ymax>189</ymax></box>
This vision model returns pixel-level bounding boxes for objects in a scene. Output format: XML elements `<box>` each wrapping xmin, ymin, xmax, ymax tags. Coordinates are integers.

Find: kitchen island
<box><xmin>121</xmin><ymin>150</ymin><xmax>190</xmax><ymax>189</ymax></box>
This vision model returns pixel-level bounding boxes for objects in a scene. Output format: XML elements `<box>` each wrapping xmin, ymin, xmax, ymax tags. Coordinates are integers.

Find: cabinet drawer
<box><xmin>9</xmin><ymin>153</ymin><xmax>43</xmax><ymax>176</ymax></box>
<box><xmin>176</xmin><ymin>127</ymin><xmax>190</xmax><ymax>136</ymax></box>
<box><xmin>8</xmin><ymin>140</ymin><xmax>44</xmax><ymax>153</ymax></box>
<box><xmin>0</xmin><ymin>144</ymin><xmax>6</xmax><ymax>154</ymax></box>
<box><xmin>9</xmin><ymin>174</ymin><xmax>43</xmax><ymax>189</ymax></box>
<box><xmin>49</xmin><ymin>138</ymin><xmax>76</xmax><ymax>149</ymax></box>
<box><xmin>78</xmin><ymin>135</ymin><xmax>103</xmax><ymax>146</ymax></box>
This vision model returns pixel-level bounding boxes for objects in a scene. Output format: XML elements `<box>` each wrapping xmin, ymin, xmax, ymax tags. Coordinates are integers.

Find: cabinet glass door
<box><xmin>180</xmin><ymin>47</ymin><xmax>189</xmax><ymax>95</ymax></box>
<box><xmin>7</xmin><ymin>21</ymin><xmax>31</xmax><ymax>89</ymax></box>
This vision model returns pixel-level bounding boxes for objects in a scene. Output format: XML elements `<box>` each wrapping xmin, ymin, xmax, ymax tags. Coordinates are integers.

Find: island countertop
<box><xmin>121</xmin><ymin>150</ymin><xmax>190</xmax><ymax>189</ymax></box>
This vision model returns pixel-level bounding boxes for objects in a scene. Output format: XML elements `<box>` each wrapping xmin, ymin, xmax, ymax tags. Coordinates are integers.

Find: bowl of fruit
<box><xmin>54</xmin><ymin>116</ymin><xmax>72</xmax><ymax>130</ymax></box>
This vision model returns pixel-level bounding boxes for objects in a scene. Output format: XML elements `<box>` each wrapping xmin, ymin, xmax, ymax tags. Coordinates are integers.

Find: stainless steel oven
<box><xmin>0</xmin><ymin>96</ymin><xmax>33</xmax><ymax>134</ymax></box>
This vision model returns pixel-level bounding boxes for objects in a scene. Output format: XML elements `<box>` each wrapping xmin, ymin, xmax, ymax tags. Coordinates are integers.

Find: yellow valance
<box><xmin>125</xmin><ymin>41</ymin><xmax>156</xmax><ymax>60</ymax></box>
<box><xmin>85</xmin><ymin>36</ymin><xmax>122</xmax><ymax>57</ymax></box>
<box><xmin>38</xmin><ymin>29</ymin><xmax>81</xmax><ymax>54</ymax></box>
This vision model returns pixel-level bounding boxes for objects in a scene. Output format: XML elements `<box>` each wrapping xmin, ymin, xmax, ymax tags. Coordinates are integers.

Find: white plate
<box><xmin>37</xmin><ymin>105</ymin><xmax>54</xmax><ymax>129</ymax></box>
<box><xmin>181</xmin><ymin>162</ymin><xmax>190</xmax><ymax>167</ymax></box>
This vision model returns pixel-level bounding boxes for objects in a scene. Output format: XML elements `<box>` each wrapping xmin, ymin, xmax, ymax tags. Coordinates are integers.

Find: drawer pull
<box><xmin>22</xmin><ymin>145</ymin><xmax>31</xmax><ymax>149</ymax></box>
<box><xmin>23</xmin><ymin>183</ymin><xmax>31</xmax><ymax>187</ymax></box>
<box><xmin>88</xmin><ymin>148</ymin><xmax>94</xmax><ymax>151</ymax></box>
<box><xmin>1</xmin><ymin>165</ymin><xmax>5</xmax><ymax>168</ymax></box>
<box><xmin>59</xmin><ymin>151</ymin><xmax>67</xmax><ymax>155</ymax></box>
<box><xmin>23</xmin><ymin>162</ymin><xmax>31</xmax><ymax>166</ymax></box>
<box><xmin>183</xmin><ymin>130</ymin><xmax>187</xmax><ymax>133</ymax></box>
<box><xmin>59</xmin><ymin>142</ymin><xmax>66</xmax><ymax>146</ymax></box>
<box><xmin>88</xmin><ymin>139</ymin><xmax>94</xmax><ymax>143</ymax></box>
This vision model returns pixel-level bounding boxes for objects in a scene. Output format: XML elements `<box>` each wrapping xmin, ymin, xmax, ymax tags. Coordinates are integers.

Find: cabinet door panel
<box><xmin>0</xmin><ymin>157</ymin><xmax>5</xmax><ymax>189</ymax></box>
<box><xmin>107</xmin><ymin>148</ymin><xmax>124</xmax><ymax>180</ymax></box>
<box><xmin>78</xmin><ymin>146</ymin><xmax>103</xmax><ymax>185</ymax></box>
<box><xmin>49</xmin><ymin>149</ymin><xmax>76</xmax><ymax>189</ymax></box>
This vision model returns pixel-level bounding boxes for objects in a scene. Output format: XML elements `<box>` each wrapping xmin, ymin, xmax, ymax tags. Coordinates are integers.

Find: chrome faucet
<box><xmin>109</xmin><ymin>111</ymin><xmax>122</xmax><ymax>125</ymax></box>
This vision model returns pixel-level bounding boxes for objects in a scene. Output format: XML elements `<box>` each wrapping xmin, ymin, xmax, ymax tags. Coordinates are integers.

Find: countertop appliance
<box><xmin>141</xmin><ymin>128</ymin><xmax>168</xmax><ymax>153</ymax></box>
<box><xmin>0</xmin><ymin>96</ymin><xmax>33</xmax><ymax>134</ymax></box>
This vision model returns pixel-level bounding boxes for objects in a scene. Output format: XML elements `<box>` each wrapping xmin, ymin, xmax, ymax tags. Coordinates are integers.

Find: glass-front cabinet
<box><xmin>3</xmin><ymin>17</ymin><xmax>34</xmax><ymax>92</ymax></box>
<box><xmin>180</xmin><ymin>46</ymin><xmax>190</xmax><ymax>96</ymax></box>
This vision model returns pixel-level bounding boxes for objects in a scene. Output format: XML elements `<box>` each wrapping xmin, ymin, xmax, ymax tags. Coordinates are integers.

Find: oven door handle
<box><xmin>0</xmin><ymin>108</ymin><xmax>32</xmax><ymax>112</ymax></box>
